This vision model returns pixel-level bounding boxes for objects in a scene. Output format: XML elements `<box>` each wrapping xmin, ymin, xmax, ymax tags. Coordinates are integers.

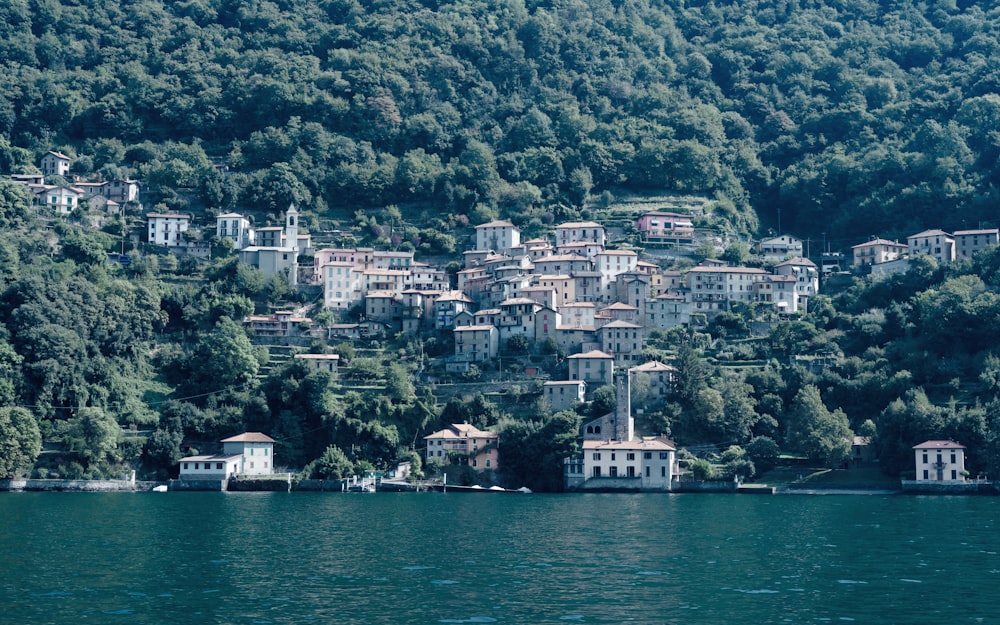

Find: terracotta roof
<box><xmin>475</xmin><ymin>220</ymin><xmax>517</xmax><ymax>228</ymax></box>
<box><xmin>908</xmin><ymin>229</ymin><xmax>952</xmax><ymax>239</ymax></box>
<box><xmin>454</xmin><ymin>325</ymin><xmax>495</xmax><ymax>332</ymax></box>
<box><xmin>557</xmin><ymin>221</ymin><xmax>603</xmax><ymax>229</ymax></box>
<box><xmin>775</xmin><ymin>257</ymin><xmax>817</xmax><ymax>268</ymax></box>
<box><xmin>425</xmin><ymin>423</ymin><xmax>498</xmax><ymax>440</ymax></box>
<box><xmin>953</xmin><ymin>229</ymin><xmax>999</xmax><ymax>236</ymax></box>
<box><xmin>631</xmin><ymin>361</ymin><xmax>678</xmax><ymax>373</ymax></box>
<box><xmin>221</xmin><ymin>432</ymin><xmax>275</xmax><ymax>443</ymax></box>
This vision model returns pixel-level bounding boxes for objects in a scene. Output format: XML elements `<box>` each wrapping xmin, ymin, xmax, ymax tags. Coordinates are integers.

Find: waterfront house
<box><xmin>913</xmin><ymin>440</ymin><xmax>967</xmax><ymax>482</ymax></box>
<box><xmin>424</xmin><ymin>423</ymin><xmax>499</xmax><ymax>471</ymax></box>
<box><xmin>179</xmin><ymin>432</ymin><xmax>275</xmax><ymax>478</ymax></box>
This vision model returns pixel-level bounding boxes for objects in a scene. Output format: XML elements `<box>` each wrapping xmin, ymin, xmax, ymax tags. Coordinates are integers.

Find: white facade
<box><xmin>147</xmin><ymin>213</ymin><xmax>191</xmax><ymax>247</ymax></box>
<box><xmin>580</xmin><ymin>438</ymin><xmax>676</xmax><ymax>488</ymax></box>
<box><xmin>217</xmin><ymin>213</ymin><xmax>254</xmax><ymax>249</ymax></box>
<box><xmin>475</xmin><ymin>220</ymin><xmax>521</xmax><ymax>253</ymax></box>
<box><xmin>36</xmin><ymin>185</ymin><xmax>85</xmax><ymax>215</ymax></box>
<box><xmin>294</xmin><ymin>353</ymin><xmax>340</xmax><ymax>375</ymax></box>
<box><xmin>221</xmin><ymin>432</ymin><xmax>276</xmax><ymax>476</ymax></box>
<box><xmin>179</xmin><ymin>432</ymin><xmax>275</xmax><ymax>478</ymax></box>
<box><xmin>41</xmin><ymin>151</ymin><xmax>71</xmax><ymax>177</ymax></box>
<box><xmin>323</xmin><ymin>262</ymin><xmax>362</xmax><ymax>310</ymax></box>
<box><xmin>555</xmin><ymin>221</ymin><xmax>606</xmax><ymax>247</ymax></box>
<box><xmin>914</xmin><ymin>440</ymin><xmax>967</xmax><ymax>482</ymax></box>
<box><xmin>757</xmin><ymin>234</ymin><xmax>803</xmax><ymax>261</ymax></box>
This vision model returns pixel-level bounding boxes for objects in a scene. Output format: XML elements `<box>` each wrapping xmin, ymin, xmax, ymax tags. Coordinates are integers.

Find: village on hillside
<box><xmin>7</xmin><ymin>150</ymin><xmax>996</xmax><ymax>493</ymax></box>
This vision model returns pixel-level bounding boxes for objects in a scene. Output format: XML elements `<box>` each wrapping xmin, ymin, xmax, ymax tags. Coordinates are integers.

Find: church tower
<box><xmin>613</xmin><ymin>370</ymin><xmax>634</xmax><ymax>442</ymax></box>
<box><xmin>285</xmin><ymin>203</ymin><xmax>299</xmax><ymax>252</ymax></box>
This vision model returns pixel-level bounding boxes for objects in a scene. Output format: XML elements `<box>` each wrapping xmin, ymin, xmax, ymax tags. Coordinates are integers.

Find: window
<box><xmin>661</xmin><ymin>466</ymin><xmax>666</xmax><ymax>477</ymax></box>
<box><xmin>593</xmin><ymin>453</ymin><xmax>601</xmax><ymax>461</ymax></box>
<box><xmin>627</xmin><ymin>453</ymin><xmax>635</xmax><ymax>461</ymax></box>
<box><xmin>660</xmin><ymin>452</ymin><xmax>669</xmax><ymax>459</ymax></box>
<box><xmin>923</xmin><ymin>470</ymin><xmax>929</xmax><ymax>479</ymax></box>
<box><xmin>645</xmin><ymin>466</ymin><xmax>650</xmax><ymax>477</ymax></box>
<box><xmin>183</xmin><ymin>463</ymin><xmax>188</xmax><ymax>470</ymax></box>
<box><xmin>951</xmin><ymin>453</ymin><xmax>956</xmax><ymax>464</ymax></box>
<box><xmin>923</xmin><ymin>453</ymin><xmax>928</xmax><ymax>464</ymax></box>
<box><xmin>250</xmin><ymin>462</ymin><xmax>254</xmax><ymax>469</ymax></box>
<box><xmin>593</xmin><ymin>467</ymin><xmax>601</xmax><ymax>477</ymax></box>
<box><xmin>951</xmin><ymin>470</ymin><xmax>957</xmax><ymax>480</ymax></box>
<box><xmin>644</xmin><ymin>452</ymin><xmax>652</xmax><ymax>459</ymax></box>
<box><xmin>486</xmin><ymin>460</ymin><xmax>491</xmax><ymax>468</ymax></box>
<box><xmin>194</xmin><ymin>463</ymin><xmax>200</xmax><ymax>470</ymax></box>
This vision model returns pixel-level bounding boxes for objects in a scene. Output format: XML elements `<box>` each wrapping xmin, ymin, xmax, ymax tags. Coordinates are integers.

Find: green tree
<box><xmin>787</xmin><ymin>385</ymin><xmax>852</xmax><ymax>466</ymax></box>
<box><xmin>0</xmin><ymin>407</ymin><xmax>42</xmax><ymax>478</ymax></box>
<box><xmin>302</xmin><ymin>445</ymin><xmax>354</xmax><ymax>480</ymax></box>
<box><xmin>67</xmin><ymin>408</ymin><xmax>122</xmax><ymax>468</ymax></box>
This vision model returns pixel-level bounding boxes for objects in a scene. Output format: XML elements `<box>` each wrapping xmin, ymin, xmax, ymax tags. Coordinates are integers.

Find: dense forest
<box><xmin>3</xmin><ymin>0</ymin><xmax>1000</xmax><ymax>239</ymax></box>
<box><xmin>4</xmin><ymin>0</ymin><xmax>1000</xmax><ymax>488</ymax></box>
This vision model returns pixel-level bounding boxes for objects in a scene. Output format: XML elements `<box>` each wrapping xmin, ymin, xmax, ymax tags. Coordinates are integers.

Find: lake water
<box><xmin>2</xmin><ymin>492</ymin><xmax>998</xmax><ymax>624</ymax></box>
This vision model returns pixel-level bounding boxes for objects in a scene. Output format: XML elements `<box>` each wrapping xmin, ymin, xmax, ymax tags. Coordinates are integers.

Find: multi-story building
<box><xmin>424</xmin><ymin>423</ymin><xmax>499</xmax><ymax>472</ymax></box>
<box><xmin>913</xmin><ymin>440</ymin><xmax>967</xmax><ymax>482</ymax></box>
<box><xmin>542</xmin><ymin>381</ymin><xmax>587</xmax><ymax>412</ymax></box>
<box><xmin>953</xmin><ymin>229</ymin><xmax>1000</xmax><ymax>259</ymax></box>
<box><xmin>685</xmin><ymin>265</ymin><xmax>768</xmax><ymax>315</ymax></box>
<box><xmin>475</xmin><ymin>220</ymin><xmax>521</xmax><ymax>253</ymax></box>
<box><xmin>453</xmin><ymin>325</ymin><xmax>499</xmax><ymax>362</ymax></box>
<box><xmin>216</xmin><ymin>213</ymin><xmax>254</xmax><ymax>250</ymax></box>
<box><xmin>567</xmin><ymin>350</ymin><xmax>614</xmax><ymax>386</ymax></box>
<box><xmin>40</xmin><ymin>151</ymin><xmax>71</xmax><ymax>177</ymax></box>
<box><xmin>851</xmin><ymin>238</ymin><xmax>908</xmax><ymax>268</ymax></box>
<box><xmin>757</xmin><ymin>234</ymin><xmax>803</xmax><ymax>261</ymax></box>
<box><xmin>555</xmin><ymin>221</ymin><xmax>606</xmax><ymax>247</ymax></box>
<box><xmin>634</xmin><ymin>211</ymin><xmax>694</xmax><ymax>245</ymax></box>
<box><xmin>907</xmin><ymin>229</ymin><xmax>955</xmax><ymax>264</ymax></box>
<box><xmin>147</xmin><ymin>212</ymin><xmax>191</xmax><ymax>246</ymax></box>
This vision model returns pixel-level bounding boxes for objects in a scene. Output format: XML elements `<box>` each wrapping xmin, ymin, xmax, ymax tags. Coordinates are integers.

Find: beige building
<box><xmin>851</xmin><ymin>238</ymin><xmax>908</xmax><ymax>268</ymax></box>
<box><xmin>907</xmin><ymin>229</ymin><xmax>955</xmax><ymax>264</ymax></box>
<box><xmin>424</xmin><ymin>423</ymin><xmax>499</xmax><ymax>472</ymax></box>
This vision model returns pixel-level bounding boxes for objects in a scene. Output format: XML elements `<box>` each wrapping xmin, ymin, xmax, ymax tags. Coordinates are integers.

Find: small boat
<box><xmin>152</xmin><ymin>485</ymin><xmax>168</xmax><ymax>492</ymax></box>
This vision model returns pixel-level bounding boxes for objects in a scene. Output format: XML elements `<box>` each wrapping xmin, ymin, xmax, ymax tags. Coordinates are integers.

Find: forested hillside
<box><xmin>3</xmin><ymin>0</ymin><xmax>1000</xmax><ymax>239</ymax></box>
<box><xmin>5</xmin><ymin>0</ymin><xmax>1000</xmax><ymax>488</ymax></box>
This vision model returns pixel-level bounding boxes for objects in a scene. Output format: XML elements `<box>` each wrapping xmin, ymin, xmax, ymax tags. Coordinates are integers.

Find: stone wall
<box><xmin>0</xmin><ymin>478</ymin><xmax>145</xmax><ymax>492</ymax></box>
<box><xmin>672</xmin><ymin>479</ymin><xmax>739</xmax><ymax>493</ymax></box>
<box><xmin>168</xmin><ymin>479</ymin><xmax>226</xmax><ymax>491</ymax></box>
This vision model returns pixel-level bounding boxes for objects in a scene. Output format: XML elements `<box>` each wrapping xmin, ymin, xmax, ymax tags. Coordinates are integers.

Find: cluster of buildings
<box><xmin>11</xmin><ymin>151</ymin><xmax>140</xmax><ymax>215</ymax></box>
<box><xmin>850</xmin><ymin>228</ymin><xmax>1000</xmax><ymax>276</ymax></box>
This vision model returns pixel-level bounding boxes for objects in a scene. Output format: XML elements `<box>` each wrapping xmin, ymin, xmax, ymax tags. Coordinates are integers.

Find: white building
<box><xmin>757</xmin><ymin>234</ymin><xmax>803</xmax><ymax>261</ymax></box>
<box><xmin>216</xmin><ymin>213</ymin><xmax>254</xmax><ymax>249</ymax></box>
<box><xmin>555</xmin><ymin>221</ymin><xmax>606</xmax><ymax>247</ymax></box>
<box><xmin>294</xmin><ymin>353</ymin><xmax>340</xmax><ymax>375</ymax></box>
<box><xmin>179</xmin><ymin>432</ymin><xmax>276</xmax><ymax>479</ymax></box>
<box><xmin>913</xmin><ymin>440</ymin><xmax>967</xmax><ymax>482</ymax></box>
<box><xmin>475</xmin><ymin>220</ymin><xmax>521</xmax><ymax>253</ymax></box>
<box><xmin>147</xmin><ymin>213</ymin><xmax>191</xmax><ymax>247</ymax></box>
<box><xmin>40</xmin><ymin>151</ymin><xmax>71</xmax><ymax>177</ymax></box>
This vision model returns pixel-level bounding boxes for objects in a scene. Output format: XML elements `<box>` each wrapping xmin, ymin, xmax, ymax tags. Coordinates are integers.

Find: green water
<box><xmin>1</xmin><ymin>492</ymin><xmax>998</xmax><ymax>624</ymax></box>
